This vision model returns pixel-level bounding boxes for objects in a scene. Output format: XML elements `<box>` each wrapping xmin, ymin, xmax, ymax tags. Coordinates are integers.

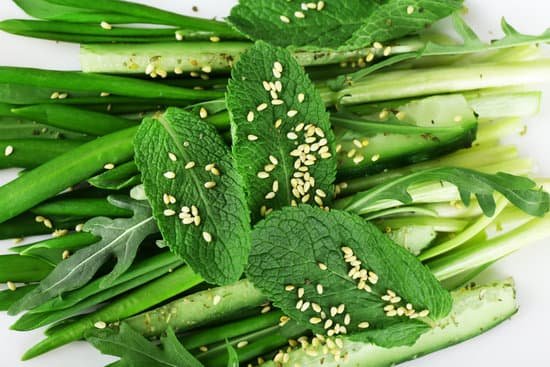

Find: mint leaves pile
<box><xmin>0</xmin><ymin>1</ymin><xmax>549</xmax><ymax>367</ymax></box>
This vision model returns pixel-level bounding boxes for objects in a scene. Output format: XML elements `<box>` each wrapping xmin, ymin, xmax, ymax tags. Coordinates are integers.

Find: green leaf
<box><xmin>227</xmin><ymin>41</ymin><xmax>337</xmax><ymax>221</ymax></box>
<box><xmin>246</xmin><ymin>206</ymin><xmax>452</xmax><ymax>347</ymax></box>
<box><xmin>225</xmin><ymin>341</ymin><xmax>239</xmax><ymax>367</ymax></box>
<box><xmin>8</xmin><ymin>196</ymin><xmax>157</xmax><ymax>315</ymax></box>
<box><xmin>228</xmin><ymin>1</ymin><xmax>376</xmax><ymax>48</ymax></box>
<box><xmin>87</xmin><ymin>323</ymin><xmax>204</xmax><ymax>367</ymax></box>
<box><xmin>346</xmin><ymin>0</ymin><xmax>463</xmax><ymax>49</ymax></box>
<box><xmin>134</xmin><ymin>107</ymin><xmax>250</xmax><ymax>285</ymax></box>
<box><xmin>340</xmin><ymin>167</ymin><xmax>550</xmax><ymax>217</ymax></box>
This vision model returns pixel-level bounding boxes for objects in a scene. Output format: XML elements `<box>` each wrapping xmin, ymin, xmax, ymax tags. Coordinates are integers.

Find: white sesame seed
<box><xmin>201</xmin><ymin>65</ymin><xmax>212</xmax><ymax>74</ymax></box>
<box><xmin>419</xmin><ymin>310</ymin><xmax>430</xmax><ymax>317</ymax></box>
<box><xmin>248</xmin><ymin>134</ymin><xmax>259</xmax><ymax>141</ymax></box>
<box><xmin>168</xmin><ymin>152</ymin><xmax>178</xmax><ymax>161</ymax></box>
<box><xmin>316</xmin><ymin>284</ymin><xmax>324</xmax><ymax>295</ymax></box>
<box><xmin>317</xmin><ymin>1</ymin><xmax>325</xmax><ymax>10</ymax></box>
<box><xmin>257</xmin><ymin>171</ymin><xmax>269</xmax><ymax>179</ymax></box>
<box><xmin>265</xmin><ymin>192</ymin><xmax>276</xmax><ymax>200</ymax></box>
<box><xmin>7</xmin><ymin>281</ymin><xmax>16</xmax><ymax>291</ymax></box>
<box><xmin>274</xmin><ymin>61</ymin><xmax>283</xmax><ymax>73</ymax></box>
<box><xmin>247</xmin><ymin>111</ymin><xmax>255</xmax><ymax>122</ymax></box>
<box><xmin>58</xmin><ymin>93</ymin><xmax>68</xmax><ymax>99</ymax></box>
<box><xmin>213</xmin><ymin>295</ymin><xmax>222</xmax><ymax>305</ymax></box>
<box><xmin>280</xmin><ymin>15</ymin><xmax>291</xmax><ymax>23</ymax></box>
<box><xmin>262</xmin><ymin>81</ymin><xmax>271</xmax><ymax>91</ymax></box>
<box><xmin>100</xmin><ymin>92</ymin><xmax>110</xmax><ymax>97</ymax></box>
<box><xmin>396</xmin><ymin>111</ymin><xmax>407</xmax><ymax>121</ymax></box>
<box><xmin>185</xmin><ymin>161</ymin><xmax>195</xmax><ymax>169</ymax></box>
<box><xmin>285</xmin><ymin>285</ymin><xmax>295</xmax><ymax>291</ymax></box>
<box><xmin>309</xmin><ymin>317</ymin><xmax>322</xmax><ymax>325</ymax></box>
<box><xmin>373</xmin><ymin>41</ymin><xmax>383</xmax><ymax>49</ymax></box>
<box><xmin>175</xmin><ymin>31</ymin><xmax>183</xmax><ymax>41</ymax></box>
<box><xmin>210</xmin><ymin>36</ymin><xmax>221</xmax><ymax>43</ymax></box>
<box><xmin>272</xmin><ymin>180</ymin><xmax>279</xmax><ymax>192</ymax></box>
<box><xmin>294</xmin><ymin>11</ymin><xmax>305</xmax><ymax>18</ymax></box>
<box><xmin>271</xmin><ymin>99</ymin><xmax>284</xmax><ymax>105</ymax></box>
<box><xmin>4</xmin><ymin>145</ymin><xmax>13</xmax><ymax>157</ymax></box>
<box><xmin>301</xmin><ymin>301</ymin><xmax>311</xmax><ymax>312</ymax></box>
<box><xmin>237</xmin><ymin>341</ymin><xmax>249</xmax><ymax>349</ymax></box>
<box><xmin>269</xmin><ymin>155</ymin><xmax>279</xmax><ymax>165</ymax></box>
<box><xmin>371</xmin><ymin>154</ymin><xmax>380</xmax><ymax>162</ymax></box>
<box><xmin>337</xmin><ymin>304</ymin><xmax>345</xmax><ymax>314</ymax></box>
<box><xmin>164</xmin><ymin>171</ymin><xmax>176</xmax><ymax>179</ymax></box>
<box><xmin>199</xmin><ymin>107</ymin><xmax>208</xmax><ymax>119</ymax></box>
<box><xmin>204</xmin><ymin>181</ymin><xmax>216</xmax><ymax>189</ymax></box>
<box><xmin>287</xmin><ymin>132</ymin><xmax>298</xmax><ymax>140</ymax></box>
<box><xmin>287</xmin><ymin>110</ymin><xmax>298</xmax><ymax>118</ymax></box>
<box><xmin>94</xmin><ymin>321</ymin><xmax>107</xmax><ymax>329</ymax></box>
<box><xmin>50</xmin><ymin>91</ymin><xmax>60</xmax><ymax>99</ymax></box>
<box><xmin>273</xmin><ymin>69</ymin><xmax>282</xmax><ymax>79</ymax></box>
<box><xmin>274</xmin><ymin>119</ymin><xmax>283</xmax><ymax>128</ymax></box>
<box><xmin>383</xmin><ymin>46</ymin><xmax>392</xmax><ymax>57</ymax></box>
<box><xmin>203</xmin><ymin>231</ymin><xmax>213</xmax><ymax>243</ymax></box>
<box><xmin>275</xmin><ymin>81</ymin><xmax>283</xmax><ymax>92</ymax></box>
<box><xmin>407</xmin><ymin>5</ymin><xmax>415</xmax><ymax>14</ymax></box>
<box><xmin>103</xmin><ymin>163</ymin><xmax>115</xmax><ymax>170</ymax></box>
<box><xmin>298</xmin><ymin>287</ymin><xmax>305</xmax><ymax>298</ymax></box>
<box><xmin>344</xmin><ymin>313</ymin><xmax>351</xmax><ymax>325</ymax></box>
<box><xmin>297</xmin><ymin>93</ymin><xmax>305</xmax><ymax>103</ymax></box>
<box><xmin>358</xmin><ymin>321</ymin><xmax>370</xmax><ymax>329</ymax></box>
<box><xmin>100</xmin><ymin>21</ymin><xmax>112</xmax><ymax>30</ymax></box>
<box><xmin>261</xmin><ymin>305</ymin><xmax>271</xmax><ymax>314</ymax></box>
<box><xmin>75</xmin><ymin>223</ymin><xmax>84</xmax><ymax>232</ymax></box>
<box><xmin>353</xmin><ymin>139</ymin><xmax>362</xmax><ymax>148</ymax></box>
<box><xmin>353</xmin><ymin>155</ymin><xmax>365</xmax><ymax>164</ymax></box>
<box><xmin>163</xmin><ymin>209</ymin><xmax>176</xmax><ymax>217</ymax></box>
<box><xmin>257</xmin><ymin>103</ymin><xmax>268</xmax><ymax>111</ymax></box>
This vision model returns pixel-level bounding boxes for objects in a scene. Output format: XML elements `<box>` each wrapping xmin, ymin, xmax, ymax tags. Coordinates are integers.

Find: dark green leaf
<box><xmin>134</xmin><ymin>108</ymin><xmax>250</xmax><ymax>285</ymax></box>
<box><xmin>8</xmin><ymin>196</ymin><xmax>157</xmax><ymax>315</ymax></box>
<box><xmin>341</xmin><ymin>167</ymin><xmax>550</xmax><ymax>217</ymax></box>
<box><xmin>227</xmin><ymin>41</ymin><xmax>336</xmax><ymax>221</ymax></box>
<box><xmin>247</xmin><ymin>206</ymin><xmax>452</xmax><ymax>347</ymax></box>
<box><xmin>346</xmin><ymin>0</ymin><xmax>463</xmax><ymax>49</ymax></box>
<box><xmin>87</xmin><ymin>323</ymin><xmax>204</xmax><ymax>367</ymax></box>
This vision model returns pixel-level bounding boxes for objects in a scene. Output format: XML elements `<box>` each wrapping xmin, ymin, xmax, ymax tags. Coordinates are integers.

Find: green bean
<box><xmin>0</xmin><ymin>255</ymin><xmax>53</xmax><ymax>283</ymax></box>
<box><xmin>11</xmin><ymin>104</ymin><xmax>137</xmax><ymax>135</ymax></box>
<box><xmin>31</xmin><ymin>198</ymin><xmax>133</xmax><ymax>218</ymax></box>
<box><xmin>0</xmin><ymin>285</ymin><xmax>37</xmax><ymax>311</ymax></box>
<box><xmin>0</xmin><ymin>117</ymin><xmax>91</xmax><ymax>140</ymax></box>
<box><xmin>0</xmin><ymin>30</ymin><xmax>181</xmax><ymax>44</ymax></box>
<box><xmin>22</xmin><ymin>265</ymin><xmax>203</xmax><ymax>360</ymax></box>
<box><xmin>12</xmin><ymin>252</ymin><xmax>183</xmax><ymax>331</ymax></box>
<box><xmin>10</xmin><ymin>232</ymin><xmax>99</xmax><ymax>266</ymax></box>
<box><xmin>125</xmin><ymin>279</ymin><xmax>267</xmax><ymax>338</ymax></box>
<box><xmin>0</xmin><ymin>67</ymin><xmax>223</xmax><ymax>102</ymax></box>
<box><xmin>0</xmin><ymin>126</ymin><xmax>137</xmax><ymax>223</ymax></box>
<box><xmin>88</xmin><ymin>161</ymin><xmax>141</xmax><ymax>190</ymax></box>
<box><xmin>0</xmin><ymin>139</ymin><xmax>83</xmax><ymax>169</ymax></box>
<box><xmin>0</xmin><ymin>213</ymin><xmax>85</xmax><ymax>239</ymax></box>
<box><xmin>182</xmin><ymin>311</ymin><xmax>285</xmax><ymax>351</ymax></box>
<box><xmin>46</xmin><ymin>0</ymin><xmax>242</xmax><ymax>37</ymax></box>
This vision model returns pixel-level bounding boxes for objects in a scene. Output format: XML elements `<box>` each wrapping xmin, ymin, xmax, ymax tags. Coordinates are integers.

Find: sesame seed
<box><xmin>100</xmin><ymin>92</ymin><xmax>110</xmax><ymax>97</ymax></box>
<box><xmin>371</xmin><ymin>154</ymin><xmax>380</xmax><ymax>162</ymax></box>
<box><xmin>100</xmin><ymin>21</ymin><xmax>112</xmax><ymax>30</ymax></box>
<box><xmin>353</xmin><ymin>155</ymin><xmax>365</xmax><ymax>164</ymax></box>
<box><xmin>454</xmin><ymin>115</ymin><xmax>463</xmax><ymax>122</ymax></box>
<box><xmin>175</xmin><ymin>31</ymin><xmax>183</xmax><ymax>41</ymax></box>
<box><xmin>317</xmin><ymin>1</ymin><xmax>325</xmax><ymax>10</ymax></box>
<box><xmin>174</xmin><ymin>67</ymin><xmax>183</xmax><ymax>74</ymax></box>
<box><xmin>344</xmin><ymin>314</ymin><xmax>351</xmax><ymax>325</ymax></box>
<box><xmin>201</xmin><ymin>65</ymin><xmax>212</xmax><ymax>73</ymax></box>
<box><xmin>272</xmin><ymin>180</ymin><xmax>279</xmax><ymax>192</ymax></box>
<box><xmin>316</xmin><ymin>284</ymin><xmax>324</xmax><ymax>295</ymax></box>
<box><xmin>383</xmin><ymin>46</ymin><xmax>392</xmax><ymax>57</ymax></box>
<box><xmin>274</xmin><ymin>119</ymin><xmax>283</xmax><ymax>128</ymax></box>
<box><xmin>261</xmin><ymin>305</ymin><xmax>271</xmax><ymax>314</ymax></box>
<box><xmin>294</xmin><ymin>11</ymin><xmax>305</xmax><ymax>18</ymax></box>
<box><xmin>407</xmin><ymin>5</ymin><xmax>415</xmax><ymax>14</ymax></box>
<box><xmin>75</xmin><ymin>223</ymin><xmax>84</xmax><ymax>232</ymax></box>
<box><xmin>4</xmin><ymin>145</ymin><xmax>13</xmax><ymax>157</ymax></box>
<box><xmin>275</xmin><ymin>81</ymin><xmax>283</xmax><ymax>92</ymax></box>
<box><xmin>164</xmin><ymin>171</ymin><xmax>176</xmax><ymax>179</ymax></box>
<box><xmin>297</xmin><ymin>93</ymin><xmax>305</xmax><ymax>103</ymax></box>
<box><xmin>285</xmin><ymin>285</ymin><xmax>295</xmax><ymax>291</ymax></box>
<box><xmin>273</xmin><ymin>61</ymin><xmax>283</xmax><ymax>73</ymax></box>
<box><xmin>50</xmin><ymin>91</ymin><xmax>60</xmax><ymax>99</ymax></box>
<box><xmin>280</xmin><ymin>15</ymin><xmax>291</xmax><ymax>23</ymax></box>
<box><xmin>269</xmin><ymin>155</ymin><xmax>279</xmax><ymax>165</ymax></box>
<box><xmin>199</xmin><ymin>346</ymin><xmax>208</xmax><ymax>352</ymax></box>
<box><xmin>309</xmin><ymin>317</ymin><xmax>322</xmax><ymax>325</ymax></box>
<box><xmin>296</xmin><ymin>299</ymin><xmax>304</xmax><ymax>309</ymax></box>
<box><xmin>7</xmin><ymin>281</ymin><xmax>16</xmax><ymax>291</ymax></box>
<box><xmin>257</xmin><ymin>171</ymin><xmax>269</xmax><ymax>179</ymax></box>
<box><xmin>257</xmin><ymin>103</ymin><xmax>268</xmax><ymax>111</ymax></box>
<box><xmin>204</xmin><ymin>181</ymin><xmax>216</xmax><ymax>189</ymax></box>
<box><xmin>202</xmin><ymin>231</ymin><xmax>213</xmax><ymax>243</ymax></box>
<box><xmin>358</xmin><ymin>321</ymin><xmax>370</xmax><ymax>329</ymax></box>
<box><xmin>271</xmin><ymin>99</ymin><xmax>284</xmax><ymax>105</ymax></box>
<box><xmin>353</xmin><ymin>139</ymin><xmax>362</xmax><ymax>148</ymax></box>
<box><xmin>247</xmin><ymin>111</ymin><xmax>255</xmax><ymax>122</ymax></box>
<box><xmin>396</xmin><ymin>111</ymin><xmax>407</xmax><ymax>120</ymax></box>
<box><xmin>318</xmin><ymin>262</ymin><xmax>327</xmax><ymax>270</ymax></box>
<box><xmin>103</xmin><ymin>163</ymin><xmax>115</xmax><ymax>170</ymax></box>
<box><xmin>211</xmin><ymin>167</ymin><xmax>220</xmax><ymax>176</ymax></box>
<box><xmin>248</xmin><ymin>134</ymin><xmax>259</xmax><ymax>141</ymax></box>
<box><xmin>337</xmin><ymin>304</ymin><xmax>345</xmax><ymax>314</ymax></box>
<box><xmin>373</xmin><ymin>41</ymin><xmax>383</xmax><ymax>49</ymax></box>
<box><xmin>264</xmin><ymin>164</ymin><xmax>275</xmax><ymax>172</ymax></box>
<box><xmin>287</xmin><ymin>110</ymin><xmax>298</xmax><ymax>118</ymax></box>
<box><xmin>185</xmin><ymin>161</ymin><xmax>195</xmax><ymax>169</ymax></box>
<box><xmin>287</xmin><ymin>132</ymin><xmax>298</xmax><ymax>140</ymax></box>
<box><xmin>366</xmin><ymin>52</ymin><xmax>375</xmax><ymax>62</ymax></box>
<box><xmin>168</xmin><ymin>152</ymin><xmax>178</xmax><ymax>161</ymax></box>
<box><xmin>273</xmin><ymin>69</ymin><xmax>282</xmax><ymax>78</ymax></box>
<box><xmin>213</xmin><ymin>295</ymin><xmax>222</xmax><ymax>305</ymax></box>
<box><xmin>163</xmin><ymin>209</ymin><xmax>176</xmax><ymax>217</ymax></box>
<box><xmin>94</xmin><ymin>321</ymin><xmax>107</xmax><ymax>329</ymax></box>
<box><xmin>209</xmin><ymin>36</ymin><xmax>221</xmax><ymax>42</ymax></box>
<box><xmin>301</xmin><ymin>301</ymin><xmax>311</xmax><ymax>312</ymax></box>
<box><xmin>265</xmin><ymin>191</ymin><xmax>276</xmax><ymax>200</ymax></box>
<box><xmin>262</xmin><ymin>81</ymin><xmax>271</xmax><ymax>91</ymax></box>
<box><xmin>298</xmin><ymin>287</ymin><xmax>305</xmax><ymax>298</ymax></box>
<box><xmin>58</xmin><ymin>93</ymin><xmax>68</xmax><ymax>99</ymax></box>
<box><xmin>199</xmin><ymin>107</ymin><xmax>208</xmax><ymax>119</ymax></box>
<box><xmin>237</xmin><ymin>341</ymin><xmax>249</xmax><ymax>348</ymax></box>
<box><xmin>43</xmin><ymin>219</ymin><xmax>53</xmax><ymax>229</ymax></box>
<box><xmin>419</xmin><ymin>310</ymin><xmax>430</xmax><ymax>317</ymax></box>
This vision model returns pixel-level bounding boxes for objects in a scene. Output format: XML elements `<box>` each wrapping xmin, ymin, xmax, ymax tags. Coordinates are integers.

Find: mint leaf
<box><xmin>346</xmin><ymin>0</ymin><xmax>463</xmax><ymax>49</ymax></box>
<box><xmin>341</xmin><ymin>167</ymin><xmax>550</xmax><ymax>217</ymax></box>
<box><xmin>246</xmin><ymin>206</ymin><xmax>452</xmax><ymax>347</ymax></box>
<box><xmin>228</xmin><ymin>1</ymin><xmax>376</xmax><ymax>48</ymax></box>
<box><xmin>9</xmin><ymin>196</ymin><xmax>157</xmax><ymax>315</ymax></box>
<box><xmin>87</xmin><ymin>323</ymin><xmax>203</xmax><ymax>367</ymax></box>
<box><xmin>134</xmin><ymin>108</ymin><xmax>250</xmax><ymax>285</ymax></box>
<box><xmin>227</xmin><ymin>41</ymin><xmax>336</xmax><ymax>221</ymax></box>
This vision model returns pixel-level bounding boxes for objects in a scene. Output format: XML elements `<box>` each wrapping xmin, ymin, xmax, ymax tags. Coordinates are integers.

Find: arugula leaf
<box><xmin>339</xmin><ymin>167</ymin><xmax>550</xmax><ymax>217</ymax></box>
<box><xmin>346</xmin><ymin>0</ymin><xmax>463</xmax><ymax>49</ymax></box>
<box><xmin>228</xmin><ymin>1</ymin><xmax>376</xmax><ymax>48</ymax></box>
<box><xmin>228</xmin><ymin>0</ymin><xmax>461</xmax><ymax>49</ymax></box>
<box><xmin>87</xmin><ymin>323</ymin><xmax>203</xmax><ymax>367</ymax></box>
<box><xmin>8</xmin><ymin>196</ymin><xmax>157</xmax><ymax>315</ymax></box>
<box><xmin>227</xmin><ymin>41</ymin><xmax>337</xmax><ymax>221</ymax></box>
<box><xmin>246</xmin><ymin>206</ymin><xmax>452</xmax><ymax>348</ymax></box>
<box><xmin>332</xmin><ymin>14</ymin><xmax>550</xmax><ymax>89</ymax></box>
<box><xmin>134</xmin><ymin>107</ymin><xmax>250</xmax><ymax>285</ymax></box>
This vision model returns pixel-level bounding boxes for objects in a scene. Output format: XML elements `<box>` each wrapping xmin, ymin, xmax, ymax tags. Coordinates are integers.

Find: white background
<box><xmin>1</xmin><ymin>1</ymin><xmax>549</xmax><ymax>366</ymax></box>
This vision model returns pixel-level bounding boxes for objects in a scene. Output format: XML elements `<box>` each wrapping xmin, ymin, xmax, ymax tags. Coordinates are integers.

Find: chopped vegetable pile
<box><xmin>0</xmin><ymin>1</ymin><xmax>549</xmax><ymax>366</ymax></box>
